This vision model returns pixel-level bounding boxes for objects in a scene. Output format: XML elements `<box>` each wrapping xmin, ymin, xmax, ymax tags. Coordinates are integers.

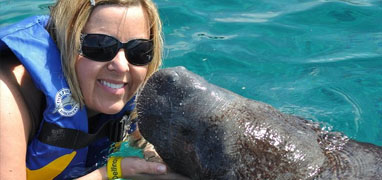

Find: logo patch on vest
<box><xmin>53</xmin><ymin>88</ymin><xmax>79</xmax><ymax>117</ymax></box>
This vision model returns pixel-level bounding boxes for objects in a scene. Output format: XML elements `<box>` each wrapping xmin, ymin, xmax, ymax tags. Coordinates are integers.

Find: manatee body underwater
<box><xmin>137</xmin><ymin>66</ymin><xmax>382</xmax><ymax>180</ymax></box>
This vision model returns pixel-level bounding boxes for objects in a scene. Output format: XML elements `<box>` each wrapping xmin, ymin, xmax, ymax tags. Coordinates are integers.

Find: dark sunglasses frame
<box><xmin>79</xmin><ymin>33</ymin><xmax>154</xmax><ymax>66</ymax></box>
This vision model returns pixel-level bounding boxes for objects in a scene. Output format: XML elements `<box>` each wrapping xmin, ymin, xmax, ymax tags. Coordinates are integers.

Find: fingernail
<box><xmin>157</xmin><ymin>165</ymin><xmax>166</xmax><ymax>173</ymax></box>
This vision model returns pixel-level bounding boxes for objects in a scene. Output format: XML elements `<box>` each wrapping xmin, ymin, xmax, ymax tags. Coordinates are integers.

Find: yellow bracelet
<box><xmin>107</xmin><ymin>157</ymin><xmax>123</xmax><ymax>179</ymax></box>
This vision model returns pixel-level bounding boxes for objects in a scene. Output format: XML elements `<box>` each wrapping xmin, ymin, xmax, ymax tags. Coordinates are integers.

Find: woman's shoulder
<box><xmin>1</xmin><ymin>51</ymin><xmax>33</xmax><ymax>89</ymax></box>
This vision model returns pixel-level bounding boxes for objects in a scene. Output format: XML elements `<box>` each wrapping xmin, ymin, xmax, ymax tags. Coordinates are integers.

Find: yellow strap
<box><xmin>26</xmin><ymin>151</ymin><xmax>76</xmax><ymax>180</ymax></box>
<box><xmin>107</xmin><ymin>157</ymin><xmax>123</xmax><ymax>179</ymax></box>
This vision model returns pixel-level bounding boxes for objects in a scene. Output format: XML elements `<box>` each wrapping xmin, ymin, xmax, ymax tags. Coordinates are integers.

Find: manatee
<box><xmin>137</xmin><ymin>66</ymin><xmax>382</xmax><ymax>180</ymax></box>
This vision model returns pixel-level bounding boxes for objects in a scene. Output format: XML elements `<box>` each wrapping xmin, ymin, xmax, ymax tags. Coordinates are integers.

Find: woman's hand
<box><xmin>75</xmin><ymin>157</ymin><xmax>167</xmax><ymax>180</ymax></box>
<box><xmin>121</xmin><ymin>157</ymin><xmax>190</xmax><ymax>180</ymax></box>
<box><xmin>120</xmin><ymin>130</ymin><xmax>190</xmax><ymax>179</ymax></box>
<box><xmin>77</xmin><ymin>156</ymin><xmax>189</xmax><ymax>180</ymax></box>
<box><xmin>120</xmin><ymin>157</ymin><xmax>167</xmax><ymax>177</ymax></box>
<box><xmin>78</xmin><ymin>130</ymin><xmax>190</xmax><ymax>180</ymax></box>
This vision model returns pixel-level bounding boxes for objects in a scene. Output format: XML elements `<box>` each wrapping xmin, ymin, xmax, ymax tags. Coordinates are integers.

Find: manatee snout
<box><xmin>137</xmin><ymin>67</ymin><xmax>235</xmax><ymax>178</ymax></box>
<box><xmin>136</xmin><ymin>67</ymin><xmax>194</xmax><ymax>150</ymax></box>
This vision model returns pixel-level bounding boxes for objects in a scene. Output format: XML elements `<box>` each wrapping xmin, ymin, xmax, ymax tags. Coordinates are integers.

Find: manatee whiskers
<box><xmin>137</xmin><ymin>66</ymin><xmax>382</xmax><ymax>180</ymax></box>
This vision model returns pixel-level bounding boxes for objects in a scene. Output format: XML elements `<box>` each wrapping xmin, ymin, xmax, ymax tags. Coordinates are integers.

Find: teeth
<box><xmin>100</xmin><ymin>80</ymin><xmax>124</xmax><ymax>89</ymax></box>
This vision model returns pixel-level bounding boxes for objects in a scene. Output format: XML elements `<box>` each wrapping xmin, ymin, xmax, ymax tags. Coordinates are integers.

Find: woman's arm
<box><xmin>76</xmin><ymin>157</ymin><xmax>167</xmax><ymax>180</ymax></box>
<box><xmin>77</xmin><ymin>157</ymin><xmax>189</xmax><ymax>179</ymax></box>
<box><xmin>0</xmin><ymin>61</ymin><xmax>38</xmax><ymax>179</ymax></box>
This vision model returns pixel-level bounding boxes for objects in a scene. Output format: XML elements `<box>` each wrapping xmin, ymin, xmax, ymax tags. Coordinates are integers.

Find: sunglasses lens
<box><xmin>81</xmin><ymin>34</ymin><xmax>119</xmax><ymax>62</ymax></box>
<box><xmin>126</xmin><ymin>40</ymin><xmax>153</xmax><ymax>65</ymax></box>
<box><xmin>81</xmin><ymin>34</ymin><xmax>154</xmax><ymax>65</ymax></box>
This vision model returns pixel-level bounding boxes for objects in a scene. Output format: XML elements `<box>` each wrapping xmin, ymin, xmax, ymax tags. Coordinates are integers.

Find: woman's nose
<box><xmin>108</xmin><ymin>49</ymin><xmax>129</xmax><ymax>72</ymax></box>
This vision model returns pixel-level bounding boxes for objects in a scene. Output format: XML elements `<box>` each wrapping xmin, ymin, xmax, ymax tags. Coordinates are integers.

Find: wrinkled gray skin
<box><xmin>137</xmin><ymin>66</ymin><xmax>382</xmax><ymax>180</ymax></box>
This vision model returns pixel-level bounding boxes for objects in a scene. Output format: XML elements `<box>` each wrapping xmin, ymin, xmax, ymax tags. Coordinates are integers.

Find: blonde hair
<box><xmin>47</xmin><ymin>0</ymin><xmax>163</xmax><ymax>106</ymax></box>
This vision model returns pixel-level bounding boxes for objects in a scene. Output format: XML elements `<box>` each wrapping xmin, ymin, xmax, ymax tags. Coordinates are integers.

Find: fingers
<box><xmin>120</xmin><ymin>157</ymin><xmax>167</xmax><ymax>176</ymax></box>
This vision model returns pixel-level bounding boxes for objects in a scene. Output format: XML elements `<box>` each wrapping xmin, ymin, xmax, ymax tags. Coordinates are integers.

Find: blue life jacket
<box><xmin>0</xmin><ymin>15</ymin><xmax>136</xmax><ymax>179</ymax></box>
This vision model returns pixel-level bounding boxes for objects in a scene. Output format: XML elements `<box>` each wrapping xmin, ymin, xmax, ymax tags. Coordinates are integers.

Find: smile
<box><xmin>99</xmin><ymin>80</ymin><xmax>125</xmax><ymax>89</ymax></box>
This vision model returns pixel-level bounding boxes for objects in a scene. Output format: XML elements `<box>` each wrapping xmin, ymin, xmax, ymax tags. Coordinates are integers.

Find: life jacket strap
<box><xmin>37</xmin><ymin>114</ymin><xmax>136</xmax><ymax>149</ymax></box>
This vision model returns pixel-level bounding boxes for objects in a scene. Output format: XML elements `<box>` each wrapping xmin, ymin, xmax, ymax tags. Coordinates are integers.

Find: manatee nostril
<box><xmin>167</xmin><ymin>71</ymin><xmax>180</xmax><ymax>83</ymax></box>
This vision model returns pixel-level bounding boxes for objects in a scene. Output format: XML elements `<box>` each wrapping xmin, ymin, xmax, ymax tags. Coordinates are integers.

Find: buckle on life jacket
<box><xmin>38</xmin><ymin>114</ymin><xmax>136</xmax><ymax>149</ymax></box>
<box><xmin>107</xmin><ymin>115</ymin><xmax>136</xmax><ymax>142</ymax></box>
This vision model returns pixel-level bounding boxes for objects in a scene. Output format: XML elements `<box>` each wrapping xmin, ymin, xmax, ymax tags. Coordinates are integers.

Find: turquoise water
<box><xmin>1</xmin><ymin>0</ymin><xmax>381</xmax><ymax>147</ymax></box>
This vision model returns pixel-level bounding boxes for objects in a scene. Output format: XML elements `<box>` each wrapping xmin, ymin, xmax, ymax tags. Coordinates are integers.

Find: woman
<box><xmin>0</xmin><ymin>0</ymin><xmax>170</xmax><ymax>179</ymax></box>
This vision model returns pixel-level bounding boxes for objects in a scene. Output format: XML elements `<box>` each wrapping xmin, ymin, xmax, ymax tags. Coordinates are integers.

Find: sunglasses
<box><xmin>79</xmin><ymin>33</ymin><xmax>153</xmax><ymax>65</ymax></box>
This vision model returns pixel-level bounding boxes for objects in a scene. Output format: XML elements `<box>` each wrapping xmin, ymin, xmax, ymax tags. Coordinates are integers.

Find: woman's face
<box><xmin>76</xmin><ymin>4</ymin><xmax>150</xmax><ymax>115</ymax></box>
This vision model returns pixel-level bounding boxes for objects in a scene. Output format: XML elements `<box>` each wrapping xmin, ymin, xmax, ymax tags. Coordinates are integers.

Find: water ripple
<box><xmin>334</xmin><ymin>0</ymin><xmax>375</xmax><ymax>6</ymax></box>
<box><xmin>306</xmin><ymin>53</ymin><xmax>380</xmax><ymax>63</ymax></box>
<box><xmin>326</xmin><ymin>87</ymin><xmax>362</xmax><ymax>133</ymax></box>
<box><xmin>214</xmin><ymin>1</ymin><xmax>324</xmax><ymax>23</ymax></box>
<box><xmin>214</xmin><ymin>12</ymin><xmax>280</xmax><ymax>23</ymax></box>
<box><xmin>193</xmin><ymin>32</ymin><xmax>237</xmax><ymax>40</ymax></box>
